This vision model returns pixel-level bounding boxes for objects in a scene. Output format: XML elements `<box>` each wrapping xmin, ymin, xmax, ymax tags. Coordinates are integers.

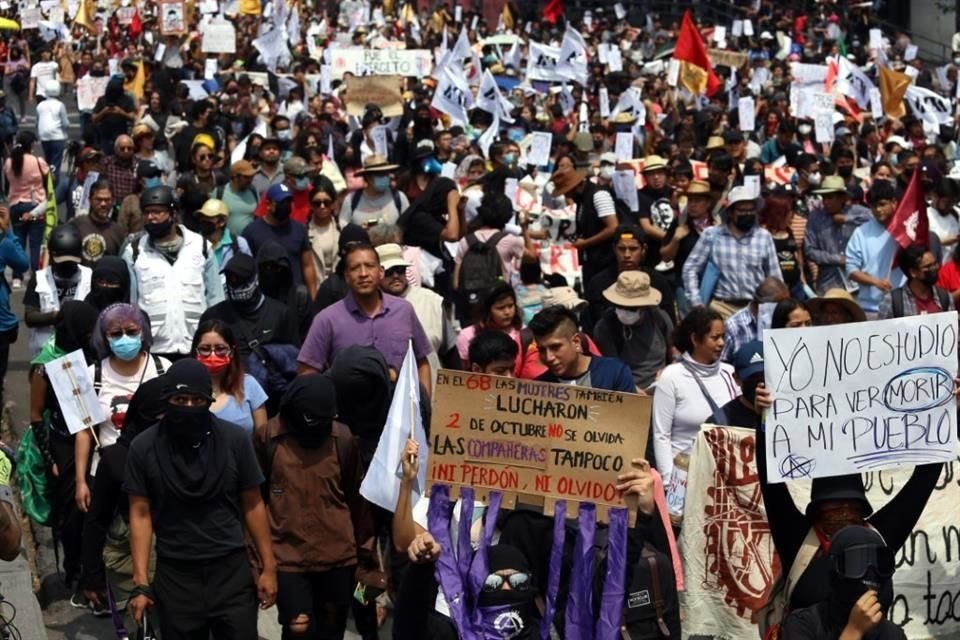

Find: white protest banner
<box><xmin>763</xmin><ymin>313</ymin><xmax>959</xmax><ymax>483</ymax></box>
<box><xmin>743</xmin><ymin>19</ymin><xmax>754</xmax><ymax>37</ymax></box>
<box><xmin>21</xmin><ymin>7</ymin><xmax>41</xmax><ymax>29</ymax></box>
<box><xmin>599</xmin><ymin>86</ymin><xmax>610</xmax><ymax>117</ymax></box>
<box><xmin>615</xmin><ymin>132</ymin><xmax>634</xmax><ymax>162</ymax></box>
<box><xmin>202</xmin><ymin>21</ymin><xmax>236</xmax><ymax>53</ymax></box>
<box><xmin>526</xmin><ymin>41</ymin><xmax>563</xmax><ymax>82</ymax></box>
<box><xmin>682</xmin><ymin>424</ymin><xmax>960</xmax><ymax>640</ymax></box>
<box><xmin>791</xmin><ymin>62</ymin><xmax>828</xmax><ymax>86</ymax></box>
<box><xmin>713</xmin><ymin>26</ymin><xmax>726</xmax><ymax>45</ymax></box>
<box><xmin>869</xmin><ymin>28</ymin><xmax>883</xmax><ymax>50</ymax></box>
<box><xmin>870</xmin><ymin>86</ymin><xmax>884</xmax><ymax>119</ymax></box>
<box><xmin>117</xmin><ymin>6</ymin><xmax>135</xmax><ymax>24</ymax></box>
<box><xmin>613</xmin><ymin>170</ymin><xmax>638</xmax><ymax>212</ymax></box>
<box><xmin>606</xmin><ymin>47</ymin><xmax>623</xmax><ymax>73</ymax></box>
<box><xmin>76</xmin><ymin>75</ymin><xmax>110</xmax><ymax>112</ymax></box>
<box><xmin>738</xmin><ymin>96</ymin><xmax>755</xmax><ymax>132</ymax></box>
<box><xmin>328</xmin><ymin>48</ymin><xmax>433</xmax><ymax>79</ymax></box>
<box><xmin>526</xmin><ymin>132</ymin><xmax>552</xmax><ymax>167</ymax></box>
<box><xmin>46</xmin><ymin>350</ymin><xmax>109</xmax><ymax>435</ymax></box>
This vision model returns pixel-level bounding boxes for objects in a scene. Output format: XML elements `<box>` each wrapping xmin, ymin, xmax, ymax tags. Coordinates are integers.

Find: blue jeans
<box><xmin>11</xmin><ymin>202</ymin><xmax>43</xmax><ymax>279</ymax></box>
<box><xmin>41</xmin><ymin>139</ymin><xmax>66</xmax><ymax>180</ymax></box>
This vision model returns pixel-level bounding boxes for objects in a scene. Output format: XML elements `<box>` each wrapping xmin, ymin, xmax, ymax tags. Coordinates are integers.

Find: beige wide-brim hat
<box><xmin>806</xmin><ymin>288</ymin><xmax>867</xmax><ymax>323</ymax></box>
<box><xmin>603</xmin><ymin>271</ymin><xmax>662</xmax><ymax>308</ymax></box>
<box><xmin>357</xmin><ymin>154</ymin><xmax>400</xmax><ymax>175</ymax></box>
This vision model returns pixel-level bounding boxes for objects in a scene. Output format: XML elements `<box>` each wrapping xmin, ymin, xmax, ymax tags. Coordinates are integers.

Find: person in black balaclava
<box><xmin>312</xmin><ymin>223</ymin><xmax>369</xmax><ymax>315</ymax></box>
<box><xmin>326</xmin><ymin>345</ymin><xmax>392</xmax><ymax>465</ymax></box>
<box><xmin>79</xmin><ymin>377</ymin><xmax>166</xmax><ymax>614</ymax></box>
<box><xmin>782</xmin><ymin>526</ymin><xmax>903</xmax><ymax>640</ymax></box>
<box><xmin>476</xmin><ymin>544</ymin><xmax>539</xmax><ymax>640</ymax></box>
<box><xmin>85</xmin><ymin>255</ymin><xmax>131</xmax><ymax>311</ymax></box>
<box><xmin>124</xmin><ymin>359</ymin><xmax>276</xmax><ymax>638</ymax></box>
<box><xmin>256</xmin><ymin>241</ymin><xmax>313</xmax><ymax>341</ymax></box>
<box><xmin>27</xmin><ymin>299</ymin><xmax>100</xmax><ymax>591</ymax></box>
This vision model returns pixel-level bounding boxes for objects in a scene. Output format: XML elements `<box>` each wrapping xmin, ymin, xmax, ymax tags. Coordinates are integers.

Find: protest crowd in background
<box><xmin>0</xmin><ymin>0</ymin><xmax>958</xmax><ymax>638</ymax></box>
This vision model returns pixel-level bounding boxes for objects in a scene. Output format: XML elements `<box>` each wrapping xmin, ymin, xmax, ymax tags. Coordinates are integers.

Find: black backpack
<box><xmin>458</xmin><ymin>231</ymin><xmax>507</xmax><ymax>299</ymax></box>
<box><xmin>891</xmin><ymin>286</ymin><xmax>951</xmax><ymax>318</ymax></box>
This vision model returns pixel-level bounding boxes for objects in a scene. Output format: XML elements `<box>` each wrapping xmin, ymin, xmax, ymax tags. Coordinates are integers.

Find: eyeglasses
<box><xmin>196</xmin><ymin>344</ymin><xmax>232</xmax><ymax>357</ymax></box>
<box><xmin>106</xmin><ymin>327</ymin><xmax>141</xmax><ymax>339</ymax></box>
<box><xmin>482</xmin><ymin>572</ymin><xmax>533</xmax><ymax>593</ymax></box>
<box><xmin>385</xmin><ymin>266</ymin><xmax>407</xmax><ymax>278</ymax></box>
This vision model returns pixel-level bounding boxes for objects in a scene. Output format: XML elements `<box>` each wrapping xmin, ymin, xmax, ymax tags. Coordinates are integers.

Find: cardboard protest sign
<box><xmin>329</xmin><ymin>48</ymin><xmax>433</xmax><ymax>79</ymax></box>
<box><xmin>427</xmin><ymin>370</ymin><xmax>650</xmax><ymax>519</ymax></box>
<box><xmin>681</xmin><ymin>425</ymin><xmax>960</xmax><ymax>640</ymax></box>
<box><xmin>202</xmin><ymin>21</ymin><xmax>236</xmax><ymax>53</ymax></box>
<box><xmin>76</xmin><ymin>75</ymin><xmax>110</xmax><ymax>112</ymax></box>
<box><xmin>708</xmin><ymin>48</ymin><xmax>747</xmax><ymax>69</ymax></box>
<box><xmin>160</xmin><ymin>0</ymin><xmax>186</xmax><ymax>35</ymax></box>
<box><xmin>763</xmin><ymin>313</ymin><xmax>959</xmax><ymax>483</ymax></box>
<box><xmin>344</xmin><ymin>75</ymin><xmax>403</xmax><ymax>118</ymax></box>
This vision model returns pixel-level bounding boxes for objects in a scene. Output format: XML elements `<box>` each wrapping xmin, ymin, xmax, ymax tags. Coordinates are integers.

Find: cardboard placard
<box><xmin>763</xmin><ymin>313</ymin><xmax>959</xmax><ymax>483</ymax></box>
<box><xmin>708</xmin><ymin>48</ymin><xmax>748</xmax><ymax>69</ymax></box>
<box><xmin>427</xmin><ymin>370</ymin><xmax>651</xmax><ymax>519</ymax></box>
<box><xmin>202</xmin><ymin>21</ymin><xmax>236</xmax><ymax>53</ymax></box>
<box><xmin>116</xmin><ymin>6</ymin><xmax>136</xmax><ymax>24</ymax></box>
<box><xmin>160</xmin><ymin>0</ymin><xmax>186</xmax><ymax>35</ymax></box>
<box><xmin>329</xmin><ymin>48</ymin><xmax>433</xmax><ymax>80</ymax></box>
<box><xmin>344</xmin><ymin>75</ymin><xmax>403</xmax><ymax>118</ymax></box>
<box><xmin>76</xmin><ymin>75</ymin><xmax>110</xmax><ymax>112</ymax></box>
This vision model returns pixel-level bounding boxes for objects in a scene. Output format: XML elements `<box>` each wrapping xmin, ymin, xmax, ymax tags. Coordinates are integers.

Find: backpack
<box><xmin>350</xmin><ymin>188</ymin><xmax>402</xmax><ymax>222</ymax></box>
<box><xmin>757</xmin><ymin>529</ymin><xmax>820</xmax><ymax>640</ymax></box>
<box><xmin>891</xmin><ymin>286</ymin><xmax>951</xmax><ymax>318</ymax></box>
<box><xmin>244</xmin><ymin>339</ymin><xmax>300</xmax><ymax>401</ymax></box>
<box><xmin>17</xmin><ymin>425</ymin><xmax>53</xmax><ymax>526</ymax></box>
<box><xmin>457</xmin><ymin>231</ymin><xmax>508</xmax><ymax>298</ymax></box>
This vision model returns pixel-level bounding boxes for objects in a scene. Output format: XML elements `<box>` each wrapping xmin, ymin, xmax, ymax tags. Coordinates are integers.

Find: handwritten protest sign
<box><xmin>46</xmin><ymin>350</ymin><xmax>108</xmax><ymax>435</ymax></box>
<box><xmin>330</xmin><ymin>48</ymin><xmax>432</xmax><ymax>79</ymax></box>
<box><xmin>427</xmin><ymin>370</ymin><xmax>650</xmax><ymax>518</ymax></box>
<box><xmin>117</xmin><ymin>6</ymin><xmax>136</xmax><ymax>24</ymax></box>
<box><xmin>681</xmin><ymin>425</ymin><xmax>960</xmax><ymax>640</ymax></box>
<box><xmin>202</xmin><ymin>21</ymin><xmax>236</xmax><ymax>53</ymax></box>
<box><xmin>76</xmin><ymin>75</ymin><xmax>110</xmax><ymax>112</ymax></box>
<box><xmin>344</xmin><ymin>75</ymin><xmax>403</xmax><ymax>118</ymax></box>
<box><xmin>708</xmin><ymin>48</ymin><xmax>748</xmax><ymax>69</ymax></box>
<box><xmin>20</xmin><ymin>7</ymin><xmax>41</xmax><ymax>29</ymax></box>
<box><xmin>763</xmin><ymin>313</ymin><xmax>959</xmax><ymax>483</ymax></box>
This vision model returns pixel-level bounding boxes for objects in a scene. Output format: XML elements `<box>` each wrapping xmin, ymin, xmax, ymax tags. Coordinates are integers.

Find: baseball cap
<box><xmin>283</xmin><ymin>156</ymin><xmax>309</xmax><ymax>177</ymax></box>
<box><xmin>727</xmin><ymin>185</ymin><xmax>758</xmax><ymax>206</ymax></box>
<box><xmin>266</xmin><ymin>183</ymin><xmax>293</xmax><ymax>203</ymax></box>
<box><xmin>136</xmin><ymin>160</ymin><xmax>162</xmax><ymax>179</ymax></box>
<box><xmin>732</xmin><ymin>341</ymin><xmax>765</xmax><ymax>380</ymax></box>
<box><xmin>196</xmin><ymin>199</ymin><xmax>229</xmax><ymax>218</ymax></box>
<box><xmin>162</xmin><ymin>359</ymin><xmax>214</xmax><ymax>402</ymax></box>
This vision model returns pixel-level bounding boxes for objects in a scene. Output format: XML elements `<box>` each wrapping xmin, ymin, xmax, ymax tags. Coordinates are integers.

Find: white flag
<box><xmin>431</xmin><ymin>66</ymin><xmax>473</xmax><ymax>126</ymax></box>
<box><xmin>905</xmin><ymin>85</ymin><xmax>953</xmax><ymax>125</ymax></box>
<box><xmin>557</xmin><ymin>24</ymin><xmax>589</xmax><ymax>86</ymax></box>
<box><xmin>477</xmin><ymin>112</ymin><xmax>500</xmax><ymax>159</ymax></box>
<box><xmin>476</xmin><ymin>70</ymin><xmax>514</xmax><ymax>123</ymax></box>
<box><xmin>252</xmin><ymin>27</ymin><xmax>291</xmax><ymax>72</ymax></box>
<box><xmin>506</xmin><ymin>38</ymin><xmax>522</xmax><ymax>69</ymax></box>
<box><xmin>611</xmin><ymin>87</ymin><xmax>646</xmax><ymax>125</ymax></box>
<box><xmin>837</xmin><ymin>56</ymin><xmax>874</xmax><ymax>110</ymax></box>
<box><xmin>526</xmin><ymin>41</ymin><xmax>563</xmax><ymax>82</ymax></box>
<box><xmin>286</xmin><ymin>3</ymin><xmax>301</xmax><ymax>46</ymax></box>
<box><xmin>360</xmin><ymin>342</ymin><xmax>429</xmax><ymax>513</ymax></box>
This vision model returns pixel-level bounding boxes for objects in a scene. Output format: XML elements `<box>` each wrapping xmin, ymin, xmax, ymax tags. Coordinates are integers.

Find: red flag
<box><xmin>886</xmin><ymin>169</ymin><xmax>928</xmax><ymax>251</ymax></box>
<box><xmin>673</xmin><ymin>11</ymin><xmax>722</xmax><ymax>97</ymax></box>
<box><xmin>130</xmin><ymin>9</ymin><xmax>142</xmax><ymax>40</ymax></box>
<box><xmin>544</xmin><ymin>0</ymin><xmax>564</xmax><ymax>24</ymax></box>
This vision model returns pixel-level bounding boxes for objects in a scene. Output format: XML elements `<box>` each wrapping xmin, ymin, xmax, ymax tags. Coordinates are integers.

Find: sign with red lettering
<box><xmin>428</xmin><ymin>370</ymin><xmax>651</xmax><ymax>519</ymax></box>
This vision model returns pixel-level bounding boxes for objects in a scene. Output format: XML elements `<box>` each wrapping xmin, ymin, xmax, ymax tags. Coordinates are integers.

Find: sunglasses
<box><xmin>482</xmin><ymin>572</ymin><xmax>533</xmax><ymax>593</ymax></box>
<box><xmin>312</xmin><ymin>198</ymin><xmax>333</xmax><ymax>207</ymax></box>
<box><xmin>106</xmin><ymin>327</ymin><xmax>141</xmax><ymax>339</ymax></box>
<box><xmin>197</xmin><ymin>154</ymin><xmax>212</xmax><ymax>161</ymax></box>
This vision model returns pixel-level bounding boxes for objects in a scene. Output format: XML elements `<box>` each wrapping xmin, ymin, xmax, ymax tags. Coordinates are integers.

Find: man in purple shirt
<box><xmin>298</xmin><ymin>243</ymin><xmax>434</xmax><ymax>395</ymax></box>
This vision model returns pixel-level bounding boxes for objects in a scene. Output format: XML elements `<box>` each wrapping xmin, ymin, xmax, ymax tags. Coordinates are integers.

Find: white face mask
<box><xmin>599</xmin><ymin>166</ymin><xmax>615</xmax><ymax>180</ymax></box>
<box><xmin>806</xmin><ymin>171</ymin><xmax>822</xmax><ymax>186</ymax></box>
<box><xmin>615</xmin><ymin>308</ymin><xmax>643</xmax><ymax>326</ymax></box>
<box><xmin>798</xmin><ymin>124</ymin><xmax>812</xmax><ymax>136</ymax></box>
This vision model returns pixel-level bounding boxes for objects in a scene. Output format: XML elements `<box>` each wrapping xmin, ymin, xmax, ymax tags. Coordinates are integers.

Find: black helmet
<box><xmin>139</xmin><ymin>185</ymin><xmax>176</xmax><ymax>211</ymax></box>
<box><xmin>47</xmin><ymin>224</ymin><xmax>82</xmax><ymax>260</ymax></box>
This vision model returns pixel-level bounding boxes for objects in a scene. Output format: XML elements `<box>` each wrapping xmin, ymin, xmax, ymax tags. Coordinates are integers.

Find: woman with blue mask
<box><xmin>74</xmin><ymin>303</ymin><xmax>170</xmax><ymax>520</ymax></box>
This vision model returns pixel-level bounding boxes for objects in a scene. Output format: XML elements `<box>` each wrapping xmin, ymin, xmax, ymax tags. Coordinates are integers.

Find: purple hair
<box><xmin>92</xmin><ymin>303</ymin><xmax>153</xmax><ymax>357</ymax></box>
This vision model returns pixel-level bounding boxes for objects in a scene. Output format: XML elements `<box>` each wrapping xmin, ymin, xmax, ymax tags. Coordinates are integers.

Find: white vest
<box><xmin>132</xmin><ymin>227</ymin><xmax>208</xmax><ymax>355</ymax></box>
<box><xmin>29</xmin><ymin>265</ymin><xmax>93</xmax><ymax>355</ymax></box>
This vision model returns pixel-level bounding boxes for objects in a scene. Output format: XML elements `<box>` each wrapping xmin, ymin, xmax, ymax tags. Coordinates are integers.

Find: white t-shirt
<box><xmin>88</xmin><ymin>354</ymin><xmax>171</xmax><ymax>474</ymax></box>
<box><xmin>412</xmin><ymin>496</ymin><xmax>490</xmax><ymax>617</ymax></box>
<box><xmin>928</xmin><ymin>205</ymin><xmax>959</xmax><ymax>263</ymax></box>
<box><xmin>29</xmin><ymin>61</ymin><xmax>59</xmax><ymax>96</ymax></box>
<box><xmin>36</xmin><ymin>98</ymin><xmax>69</xmax><ymax>141</ymax></box>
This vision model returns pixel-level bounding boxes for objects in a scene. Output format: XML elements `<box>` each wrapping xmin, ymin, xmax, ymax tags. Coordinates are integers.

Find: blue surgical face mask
<box><xmin>507</xmin><ymin>127</ymin><xmax>525</xmax><ymax>142</ymax></box>
<box><xmin>109</xmin><ymin>334</ymin><xmax>142</xmax><ymax>361</ymax></box>
<box><xmin>422</xmin><ymin>157</ymin><xmax>442</xmax><ymax>175</ymax></box>
<box><xmin>503</xmin><ymin>152</ymin><xmax>516</xmax><ymax>167</ymax></box>
<box><xmin>144</xmin><ymin>177</ymin><xmax>163</xmax><ymax>189</ymax></box>
<box><xmin>295</xmin><ymin>176</ymin><xmax>310</xmax><ymax>191</ymax></box>
<box><xmin>372</xmin><ymin>175</ymin><xmax>391</xmax><ymax>192</ymax></box>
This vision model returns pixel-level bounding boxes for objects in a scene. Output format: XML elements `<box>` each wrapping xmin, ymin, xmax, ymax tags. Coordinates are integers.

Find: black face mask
<box><xmin>837</xmin><ymin>166</ymin><xmax>854</xmax><ymax>179</ymax></box>
<box><xmin>273</xmin><ymin>201</ymin><xmax>293</xmax><ymax>221</ymax></box>
<box><xmin>734</xmin><ymin>213</ymin><xmax>757</xmax><ymax>232</ymax></box>
<box><xmin>196</xmin><ymin>219</ymin><xmax>218</xmax><ymax>237</ymax></box>
<box><xmin>52</xmin><ymin>262</ymin><xmax>80</xmax><ymax>279</ymax></box>
<box><xmin>284</xmin><ymin>410</ymin><xmax>333</xmax><ymax>448</ymax></box>
<box><xmin>921</xmin><ymin>269</ymin><xmax>940</xmax><ymax>286</ymax></box>
<box><xmin>92</xmin><ymin>285</ymin><xmax>126</xmax><ymax>309</ymax></box>
<box><xmin>145</xmin><ymin>219</ymin><xmax>175</xmax><ymax>238</ymax></box>
<box><xmin>162</xmin><ymin>405</ymin><xmax>212</xmax><ymax>446</ymax></box>
<box><xmin>259</xmin><ymin>267</ymin><xmax>291</xmax><ymax>295</ymax></box>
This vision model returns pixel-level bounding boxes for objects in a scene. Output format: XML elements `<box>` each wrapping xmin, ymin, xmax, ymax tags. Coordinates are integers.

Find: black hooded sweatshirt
<box><xmin>256</xmin><ymin>241</ymin><xmax>313</xmax><ymax>341</ymax></box>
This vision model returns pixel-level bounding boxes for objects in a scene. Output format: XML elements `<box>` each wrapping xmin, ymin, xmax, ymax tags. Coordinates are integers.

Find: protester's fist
<box><xmin>847</xmin><ymin>590</ymin><xmax>883</xmax><ymax>635</ymax></box>
<box><xmin>401</xmin><ymin>439</ymin><xmax>419</xmax><ymax>482</ymax></box>
<box><xmin>408</xmin><ymin>532</ymin><xmax>442</xmax><ymax>564</ymax></box>
<box><xmin>616</xmin><ymin>458</ymin><xmax>655</xmax><ymax>515</ymax></box>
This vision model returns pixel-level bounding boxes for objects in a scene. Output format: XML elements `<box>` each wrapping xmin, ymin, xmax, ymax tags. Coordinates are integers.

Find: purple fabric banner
<box><xmin>539</xmin><ymin>500</ymin><xmax>567</xmax><ymax>640</ymax></box>
<box><xmin>595</xmin><ymin>508</ymin><xmax>629</xmax><ymax>640</ymax></box>
<box><xmin>565</xmin><ymin>503</ymin><xmax>597</xmax><ymax>640</ymax></box>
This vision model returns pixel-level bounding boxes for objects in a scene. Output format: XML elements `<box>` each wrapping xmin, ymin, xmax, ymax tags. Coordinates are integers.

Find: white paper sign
<box><xmin>744</xmin><ymin>175</ymin><xmax>761</xmax><ymax>199</ymax></box>
<box><xmin>613</xmin><ymin>170</ymin><xmax>638</xmax><ymax>212</ymax></box>
<box><xmin>614</xmin><ymin>2</ymin><xmax>626</xmax><ymax>20</ymax></box>
<box><xmin>731</xmin><ymin>21</ymin><xmax>743</xmax><ymax>37</ymax></box>
<box><xmin>743</xmin><ymin>19</ymin><xmax>754</xmax><ymax>37</ymax></box>
<box><xmin>607</xmin><ymin>47</ymin><xmax>623</xmax><ymax>73</ymax></box>
<box><xmin>372</xmin><ymin>125</ymin><xmax>388</xmax><ymax>157</ymax></box>
<box><xmin>319</xmin><ymin>65</ymin><xmax>332</xmax><ymax>95</ymax></box>
<box><xmin>615</xmin><ymin>132</ymin><xmax>634</xmax><ymax>162</ymax></box>
<box><xmin>763</xmin><ymin>313</ymin><xmax>960</xmax><ymax>483</ymax></box>
<box><xmin>814</xmin><ymin>110</ymin><xmax>835</xmax><ymax>142</ymax></box>
<box><xmin>202</xmin><ymin>21</ymin><xmax>236</xmax><ymax>53</ymax></box>
<box><xmin>869</xmin><ymin>28</ymin><xmax>883</xmax><ymax>51</ymax></box>
<box><xmin>904</xmin><ymin>45</ymin><xmax>918</xmax><ymax>62</ymax></box>
<box><xmin>667</xmin><ymin>58</ymin><xmax>680</xmax><ymax>87</ymax></box>
<box><xmin>154</xmin><ymin>43</ymin><xmax>166</xmax><ymax>62</ymax></box>
<box><xmin>441</xmin><ymin>162</ymin><xmax>457</xmax><ymax>180</ymax></box>
<box><xmin>20</xmin><ymin>7</ymin><xmax>41</xmax><ymax>29</ymax></box>
<box><xmin>76</xmin><ymin>75</ymin><xmax>110</xmax><ymax>111</ymax></box>
<box><xmin>527</xmin><ymin>131</ymin><xmax>552</xmax><ymax>167</ymax></box>
<box><xmin>504</xmin><ymin>177</ymin><xmax>518</xmax><ymax>203</ymax></box>
<box><xmin>46</xmin><ymin>350</ymin><xmax>109</xmax><ymax>435</ymax></box>
<box><xmin>108</xmin><ymin>58</ymin><xmax>119</xmax><ymax>77</ymax></box>
<box><xmin>738</xmin><ymin>97</ymin><xmax>755</xmax><ymax>132</ymax></box>
<box><xmin>597</xmin><ymin>43</ymin><xmax>608</xmax><ymax>65</ymax></box>
<box><xmin>204</xmin><ymin>58</ymin><xmax>218</xmax><ymax>80</ymax></box>
<box><xmin>713</xmin><ymin>26</ymin><xmax>726</xmax><ymax>44</ymax></box>
<box><xmin>328</xmin><ymin>48</ymin><xmax>433</xmax><ymax>79</ymax></box>
<box><xmin>599</xmin><ymin>86</ymin><xmax>610</xmax><ymax>117</ymax></box>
